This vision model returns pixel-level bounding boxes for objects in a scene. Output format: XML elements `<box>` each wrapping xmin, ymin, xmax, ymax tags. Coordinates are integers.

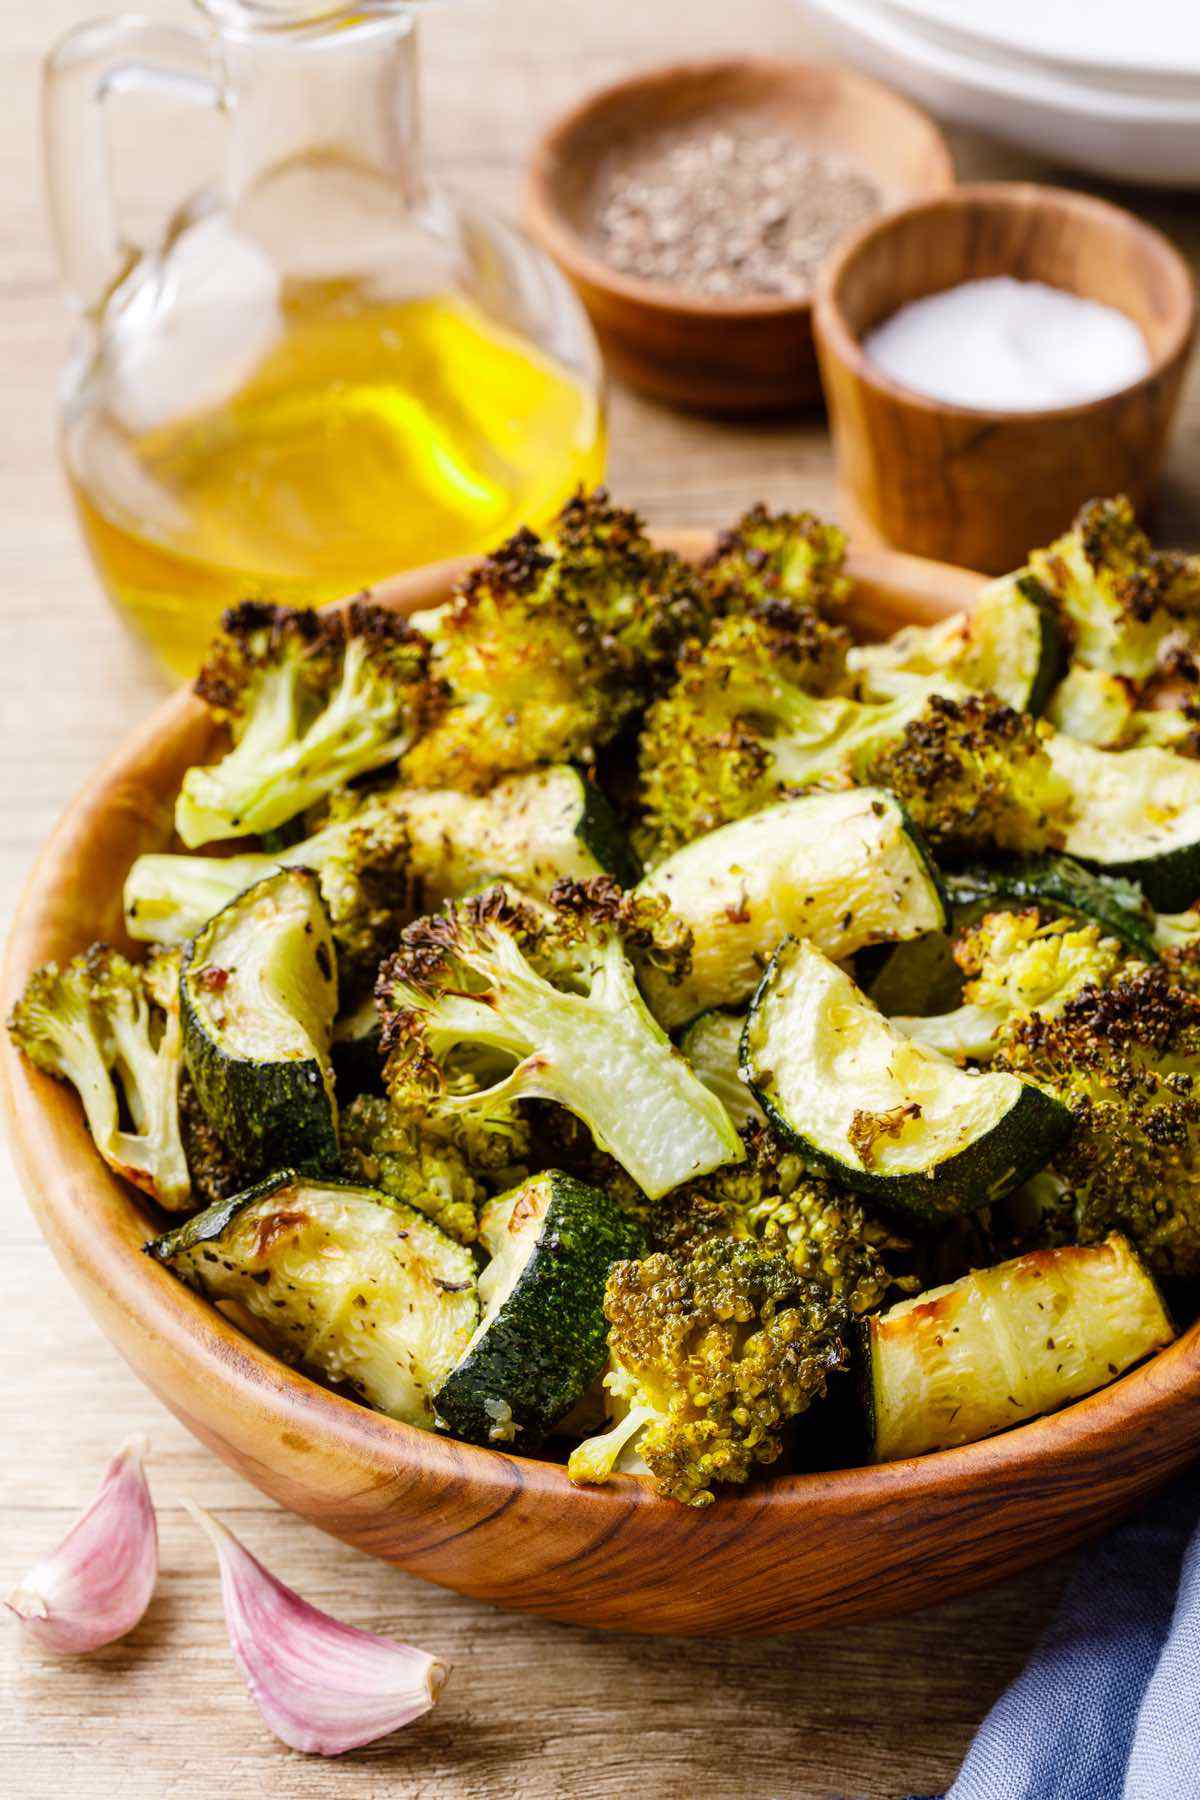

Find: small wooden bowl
<box><xmin>524</xmin><ymin>59</ymin><xmax>954</xmax><ymax>414</ymax></box>
<box><xmin>7</xmin><ymin>534</ymin><xmax>1200</xmax><ymax>1635</ymax></box>
<box><xmin>813</xmin><ymin>182</ymin><xmax>1197</xmax><ymax>574</ymax></box>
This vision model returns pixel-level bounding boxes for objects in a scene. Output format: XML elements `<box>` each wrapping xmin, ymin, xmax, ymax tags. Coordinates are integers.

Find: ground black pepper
<box><xmin>589</xmin><ymin>113</ymin><xmax>881</xmax><ymax>298</ymax></box>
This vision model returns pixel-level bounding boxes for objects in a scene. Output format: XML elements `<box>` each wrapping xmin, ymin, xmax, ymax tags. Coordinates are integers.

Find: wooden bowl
<box><xmin>523</xmin><ymin>59</ymin><xmax>954</xmax><ymax>414</ymax></box>
<box><xmin>6</xmin><ymin>536</ymin><xmax>1200</xmax><ymax>1637</ymax></box>
<box><xmin>813</xmin><ymin>182</ymin><xmax>1197</xmax><ymax>574</ymax></box>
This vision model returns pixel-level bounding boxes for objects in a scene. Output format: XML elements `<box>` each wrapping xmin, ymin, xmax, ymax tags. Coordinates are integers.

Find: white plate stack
<box><xmin>795</xmin><ymin>0</ymin><xmax>1200</xmax><ymax>187</ymax></box>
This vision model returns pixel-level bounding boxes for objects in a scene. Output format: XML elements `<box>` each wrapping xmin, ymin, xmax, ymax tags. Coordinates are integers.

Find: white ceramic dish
<box><xmin>879</xmin><ymin>0</ymin><xmax>1200</xmax><ymax>92</ymax></box>
<box><xmin>797</xmin><ymin>0</ymin><xmax>1200</xmax><ymax>187</ymax></box>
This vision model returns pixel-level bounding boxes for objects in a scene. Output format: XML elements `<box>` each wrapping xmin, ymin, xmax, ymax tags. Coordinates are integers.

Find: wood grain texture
<box><xmin>814</xmin><ymin>182</ymin><xmax>1197</xmax><ymax>573</ymax></box>
<box><xmin>10</xmin><ymin>537</ymin><xmax>1200</xmax><ymax>1642</ymax></box>
<box><xmin>524</xmin><ymin>58</ymin><xmax>953</xmax><ymax>412</ymax></box>
<box><xmin>4</xmin><ymin>0</ymin><xmax>1200</xmax><ymax>1791</ymax></box>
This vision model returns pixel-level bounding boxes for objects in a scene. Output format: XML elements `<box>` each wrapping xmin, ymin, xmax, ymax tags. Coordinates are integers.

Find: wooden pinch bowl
<box><xmin>813</xmin><ymin>182</ymin><xmax>1197</xmax><ymax>574</ymax></box>
<box><xmin>523</xmin><ymin>59</ymin><xmax>954</xmax><ymax>414</ymax></box>
<box><xmin>7</xmin><ymin>537</ymin><xmax>1200</xmax><ymax>1637</ymax></box>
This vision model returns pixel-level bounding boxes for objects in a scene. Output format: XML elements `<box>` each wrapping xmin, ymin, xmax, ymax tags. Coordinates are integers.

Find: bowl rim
<box><xmin>813</xmin><ymin>179</ymin><xmax>1198</xmax><ymax>427</ymax></box>
<box><xmin>522</xmin><ymin>54</ymin><xmax>956</xmax><ymax>325</ymax></box>
<box><xmin>6</xmin><ymin>532</ymin><xmax>1200</xmax><ymax>1547</ymax></box>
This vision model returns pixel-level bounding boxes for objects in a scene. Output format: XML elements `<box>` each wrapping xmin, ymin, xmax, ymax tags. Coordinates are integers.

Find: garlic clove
<box><xmin>6</xmin><ymin>1435</ymin><xmax>158</xmax><ymax>1654</ymax></box>
<box><xmin>185</xmin><ymin>1502</ymin><xmax>447</xmax><ymax>1755</ymax></box>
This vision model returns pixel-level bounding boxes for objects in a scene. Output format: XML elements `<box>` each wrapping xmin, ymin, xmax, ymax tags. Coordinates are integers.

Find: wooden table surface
<box><xmin>5</xmin><ymin>2</ymin><xmax>1200</xmax><ymax>1795</ymax></box>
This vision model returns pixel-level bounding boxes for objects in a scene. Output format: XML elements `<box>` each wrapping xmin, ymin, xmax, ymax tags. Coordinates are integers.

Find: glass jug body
<box><xmin>46</xmin><ymin>1</ymin><xmax>606</xmax><ymax>675</ymax></box>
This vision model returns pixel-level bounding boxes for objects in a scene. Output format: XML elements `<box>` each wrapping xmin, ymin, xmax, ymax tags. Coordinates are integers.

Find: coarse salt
<box><xmin>862</xmin><ymin>276</ymin><xmax>1150</xmax><ymax>412</ymax></box>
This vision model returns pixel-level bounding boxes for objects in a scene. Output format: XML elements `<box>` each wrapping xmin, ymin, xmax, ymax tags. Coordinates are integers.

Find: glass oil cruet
<box><xmin>43</xmin><ymin>0</ymin><xmax>606</xmax><ymax>676</ymax></box>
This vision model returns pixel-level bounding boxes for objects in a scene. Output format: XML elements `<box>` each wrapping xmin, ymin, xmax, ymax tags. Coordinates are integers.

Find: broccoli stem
<box><xmin>106</xmin><ymin>984</ymin><xmax>191</xmax><ymax>1208</ymax></box>
<box><xmin>430</xmin><ymin>944</ymin><xmax>743</xmax><ymax>1199</ymax></box>
<box><xmin>125</xmin><ymin>854</ymin><xmax>277</xmax><ymax>945</ymax></box>
<box><xmin>892</xmin><ymin>1005</ymin><xmax>1007</xmax><ymax>1062</ymax></box>
<box><xmin>567</xmin><ymin>1403</ymin><xmax>656</xmax><ymax>1486</ymax></box>
<box><xmin>41</xmin><ymin>1003</ymin><xmax>122</xmax><ymax>1158</ymax></box>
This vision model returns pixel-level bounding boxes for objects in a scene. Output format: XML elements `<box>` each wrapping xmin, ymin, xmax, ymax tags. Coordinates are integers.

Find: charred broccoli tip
<box><xmin>700</xmin><ymin>504</ymin><xmax>851</xmax><ymax>617</ymax></box>
<box><xmin>866</xmin><ymin>691</ymin><xmax>1071</xmax><ymax>856</ymax></box>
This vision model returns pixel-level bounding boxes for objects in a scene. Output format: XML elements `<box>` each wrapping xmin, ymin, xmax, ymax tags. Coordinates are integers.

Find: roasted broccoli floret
<box><xmin>126</xmin><ymin>852</ymin><xmax>278</xmax><ymax>947</ymax></box>
<box><xmin>376</xmin><ymin>877</ymin><xmax>742</xmax><ymax>1199</ymax></box>
<box><xmin>548</xmin><ymin>487</ymin><xmax>707</xmax><ymax>672</ymax></box>
<box><xmin>369</xmin><ymin>1031</ymin><xmax>533</xmax><ymax>1188</ymax></box>
<box><xmin>698</xmin><ymin>504</ymin><xmax>851</xmax><ymax>617</ymax></box>
<box><xmin>565</xmin><ymin>1122</ymin><xmax>907</xmax><ymax>1504</ymax></box>
<box><xmin>1029</xmin><ymin>495</ymin><xmax>1200</xmax><ymax>683</ymax></box>
<box><xmin>893</xmin><ymin>908</ymin><xmax>1129</xmax><ymax>1061</ymax></box>
<box><xmin>177</xmin><ymin>600</ymin><xmax>437</xmax><ymax>847</ymax></box>
<box><xmin>640</xmin><ymin>614</ymin><xmax>1071</xmax><ymax>860</ymax></box>
<box><xmin>301</xmin><ymin>790</ymin><xmax>417</xmax><ymax>992</ymax></box>
<box><xmin>956</xmin><ymin>910</ymin><xmax>1127</xmax><ymax>1012</ymax></box>
<box><xmin>7</xmin><ymin>943</ymin><xmax>190</xmax><ymax>1209</ymax></box>
<box><xmin>339</xmin><ymin>1093</ymin><xmax>487</xmax><ymax>1243</ymax></box>
<box><xmin>401</xmin><ymin>491</ymin><xmax>704</xmax><ymax>792</ymax></box>
<box><xmin>995</xmin><ymin>963</ymin><xmax>1200</xmax><ymax>1278</ymax></box>
<box><xmin>567</xmin><ymin>1236</ymin><xmax>847</xmax><ymax>1505</ymax></box>
<box><xmin>866</xmin><ymin>693</ymin><xmax>1072</xmax><ymax>856</ymax></box>
<box><xmin>636</xmin><ymin>604</ymin><xmax>911</xmax><ymax>857</ymax></box>
<box><xmin>653</xmin><ymin>1124</ymin><xmax>907</xmax><ymax>1317</ymax></box>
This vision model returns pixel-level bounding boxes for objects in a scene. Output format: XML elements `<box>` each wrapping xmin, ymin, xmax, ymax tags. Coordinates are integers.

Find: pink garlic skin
<box><xmin>187</xmin><ymin>1503</ymin><xmax>447</xmax><ymax>1756</ymax></box>
<box><xmin>6</xmin><ymin>1436</ymin><xmax>158</xmax><ymax>1654</ymax></box>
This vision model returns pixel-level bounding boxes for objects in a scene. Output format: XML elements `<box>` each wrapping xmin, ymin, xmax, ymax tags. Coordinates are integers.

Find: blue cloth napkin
<box><xmin>907</xmin><ymin>1461</ymin><xmax>1200</xmax><ymax>1800</ymax></box>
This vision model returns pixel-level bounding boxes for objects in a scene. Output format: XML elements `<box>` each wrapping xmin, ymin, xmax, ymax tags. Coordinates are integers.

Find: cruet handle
<box><xmin>42</xmin><ymin>18</ymin><xmax>224</xmax><ymax>316</ymax></box>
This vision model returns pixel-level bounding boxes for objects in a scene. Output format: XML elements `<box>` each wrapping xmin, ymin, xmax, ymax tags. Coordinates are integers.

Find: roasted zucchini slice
<box><xmin>181</xmin><ymin>868</ymin><xmax>339</xmax><ymax>1178</ymax></box>
<box><xmin>401</xmin><ymin>764</ymin><xmax>639</xmax><ymax>895</ymax></box>
<box><xmin>678</xmin><ymin>1009</ymin><xmax>762</xmax><ymax>1130</ymax></box>
<box><xmin>637</xmin><ymin>788</ymin><xmax>946</xmax><ymax>1029</ymax></box>
<box><xmin>433</xmin><ymin>1171</ymin><xmax>645</xmax><ymax>1450</ymax></box>
<box><xmin>848</xmin><ymin>572</ymin><xmax>1064</xmax><ymax>714</ymax></box>
<box><xmin>1050</xmin><ymin>734</ymin><xmax>1200</xmax><ymax>911</ymax></box>
<box><xmin>863</xmin><ymin>1234</ymin><xmax>1174</xmax><ymax>1461</ymax></box>
<box><xmin>741</xmin><ymin>937</ymin><xmax>1073</xmax><ymax>1221</ymax></box>
<box><xmin>148</xmin><ymin>1172</ymin><xmax>478</xmax><ymax>1427</ymax></box>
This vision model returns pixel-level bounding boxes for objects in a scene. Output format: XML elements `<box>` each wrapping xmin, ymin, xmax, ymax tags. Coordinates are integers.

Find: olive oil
<box><xmin>65</xmin><ymin>292</ymin><xmax>606</xmax><ymax>677</ymax></box>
